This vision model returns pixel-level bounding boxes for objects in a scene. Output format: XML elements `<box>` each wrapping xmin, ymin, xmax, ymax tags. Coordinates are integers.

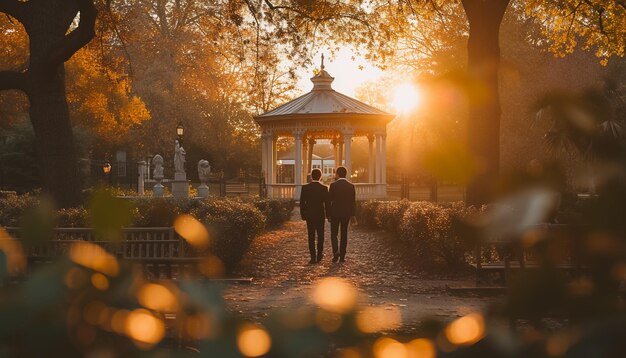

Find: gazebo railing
<box><xmin>267</xmin><ymin>184</ymin><xmax>296</xmax><ymax>199</ymax></box>
<box><xmin>266</xmin><ymin>183</ymin><xmax>385</xmax><ymax>200</ymax></box>
<box><xmin>354</xmin><ymin>183</ymin><xmax>384</xmax><ymax>199</ymax></box>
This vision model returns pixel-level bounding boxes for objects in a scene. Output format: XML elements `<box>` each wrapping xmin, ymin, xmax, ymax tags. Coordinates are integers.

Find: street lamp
<box><xmin>102</xmin><ymin>162</ymin><xmax>112</xmax><ymax>174</ymax></box>
<box><xmin>176</xmin><ymin>122</ymin><xmax>184</xmax><ymax>137</ymax></box>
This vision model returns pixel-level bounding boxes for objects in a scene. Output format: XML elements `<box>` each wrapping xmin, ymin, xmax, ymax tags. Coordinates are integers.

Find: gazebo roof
<box><xmin>254</xmin><ymin>57</ymin><xmax>394</xmax><ymax>122</ymax></box>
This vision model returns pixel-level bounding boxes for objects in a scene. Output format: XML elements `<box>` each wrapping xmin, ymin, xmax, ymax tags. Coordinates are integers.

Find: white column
<box><xmin>337</xmin><ymin>140</ymin><xmax>344</xmax><ymax>168</ymax></box>
<box><xmin>294</xmin><ymin>132</ymin><xmax>303</xmax><ymax>199</ymax></box>
<box><xmin>375</xmin><ymin>134</ymin><xmax>382</xmax><ymax>184</ymax></box>
<box><xmin>343</xmin><ymin>132</ymin><xmax>353</xmax><ymax>179</ymax></box>
<box><xmin>381</xmin><ymin>134</ymin><xmax>387</xmax><ymax>185</ymax></box>
<box><xmin>266</xmin><ymin>135</ymin><xmax>274</xmax><ymax>197</ymax></box>
<box><xmin>302</xmin><ymin>138</ymin><xmax>308</xmax><ymax>182</ymax></box>
<box><xmin>261</xmin><ymin>134</ymin><xmax>268</xmax><ymax>183</ymax></box>
<box><xmin>368</xmin><ymin>135</ymin><xmax>375</xmax><ymax>184</ymax></box>
<box><xmin>308</xmin><ymin>139</ymin><xmax>315</xmax><ymax>173</ymax></box>
<box><xmin>332</xmin><ymin>139</ymin><xmax>338</xmax><ymax>169</ymax></box>
<box><xmin>272</xmin><ymin>138</ymin><xmax>277</xmax><ymax>184</ymax></box>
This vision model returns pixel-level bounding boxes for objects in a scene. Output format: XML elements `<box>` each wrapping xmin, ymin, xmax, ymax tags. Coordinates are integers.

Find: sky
<box><xmin>295</xmin><ymin>48</ymin><xmax>385</xmax><ymax>98</ymax></box>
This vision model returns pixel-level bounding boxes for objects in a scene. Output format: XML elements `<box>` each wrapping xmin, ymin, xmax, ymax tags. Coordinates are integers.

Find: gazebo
<box><xmin>254</xmin><ymin>57</ymin><xmax>395</xmax><ymax>199</ymax></box>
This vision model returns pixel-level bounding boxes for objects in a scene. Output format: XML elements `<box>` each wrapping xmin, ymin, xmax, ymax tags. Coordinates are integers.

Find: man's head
<box><xmin>311</xmin><ymin>168</ymin><xmax>322</xmax><ymax>181</ymax></box>
<box><xmin>336</xmin><ymin>166</ymin><xmax>347</xmax><ymax>179</ymax></box>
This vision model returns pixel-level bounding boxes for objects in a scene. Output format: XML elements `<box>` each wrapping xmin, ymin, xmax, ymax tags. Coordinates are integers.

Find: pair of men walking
<box><xmin>299</xmin><ymin>166</ymin><xmax>356</xmax><ymax>264</ymax></box>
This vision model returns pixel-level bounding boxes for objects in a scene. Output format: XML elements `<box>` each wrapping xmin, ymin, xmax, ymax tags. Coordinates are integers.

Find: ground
<box><xmin>222</xmin><ymin>208</ymin><xmax>494</xmax><ymax>333</ymax></box>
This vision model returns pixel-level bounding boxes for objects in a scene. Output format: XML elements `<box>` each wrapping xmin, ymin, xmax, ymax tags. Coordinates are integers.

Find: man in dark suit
<box><xmin>300</xmin><ymin>168</ymin><xmax>329</xmax><ymax>264</ymax></box>
<box><xmin>328</xmin><ymin>166</ymin><xmax>356</xmax><ymax>263</ymax></box>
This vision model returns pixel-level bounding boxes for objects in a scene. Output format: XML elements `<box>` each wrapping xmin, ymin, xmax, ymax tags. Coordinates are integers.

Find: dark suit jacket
<box><xmin>300</xmin><ymin>181</ymin><xmax>329</xmax><ymax>221</ymax></box>
<box><xmin>328</xmin><ymin>178</ymin><xmax>356</xmax><ymax>219</ymax></box>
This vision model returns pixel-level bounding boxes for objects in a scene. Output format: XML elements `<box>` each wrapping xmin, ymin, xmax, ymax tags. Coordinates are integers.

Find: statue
<box><xmin>174</xmin><ymin>140</ymin><xmax>186</xmax><ymax>173</ymax></box>
<box><xmin>197</xmin><ymin>160</ymin><xmax>211</xmax><ymax>199</ymax></box>
<box><xmin>152</xmin><ymin>154</ymin><xmax>164</xmax><ymax>179</ymax></box>
<box><xmin>152</xmin><ymin>154</ymin><xmax>165</xmax><ymax>197</ymax></box>
<box><xmin>197</xmin><ymin>160</ymin><xmax>211</xmax><ymax>182</ymax></box>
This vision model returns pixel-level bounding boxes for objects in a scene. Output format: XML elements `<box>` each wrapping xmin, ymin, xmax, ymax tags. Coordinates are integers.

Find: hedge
<box><xmin>0</xmin><ymin>193</ymin><xmax>294</xmax><ymax>271</ymax></box>
<box><xmin>357</xmin><ymin>200</ymin><xmax>477</xmax><ymax>267</ymax></box>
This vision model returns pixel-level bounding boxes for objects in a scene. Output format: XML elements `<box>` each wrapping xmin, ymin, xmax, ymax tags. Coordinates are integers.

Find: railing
<box><xmin>267</xmin><ymin>184</ymin><xmax>296</xmax><ymax>199</ymax></box>
<box><xmin>266</xmin><ymin>183</ymin><xmax>387</xmax><ymax>200</ymax></box>
<box><xmin>3</xmin><ymin>227</ymin><xmax>203</xmax><ymax>280</ymax></box>
<box><xmin>354</xmin><ymin>184</ymin><xmax>385</xmax><ymax>199</ymax></box>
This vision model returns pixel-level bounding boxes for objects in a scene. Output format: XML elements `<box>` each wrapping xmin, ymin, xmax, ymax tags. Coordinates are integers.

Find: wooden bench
<box><xmin>225</xmin><ymin>182</ymin><xmax>248</xmax><ymax>196</ymax></box>
<box><xmin>473</xmin><ymin>224</ymin><xmax>582</xmax><ymax>287</ymax></box>
<box><xmin>3</xmin><ymin>227</ymin><xmax>205</xmax><ymax>280</ymax></box>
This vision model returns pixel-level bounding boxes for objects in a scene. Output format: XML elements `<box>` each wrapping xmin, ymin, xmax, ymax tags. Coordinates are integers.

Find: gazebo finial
<box><xmin>321</xmin><ymin>53</ymin><xmax>325</xmax><ymax>71</ymax></box>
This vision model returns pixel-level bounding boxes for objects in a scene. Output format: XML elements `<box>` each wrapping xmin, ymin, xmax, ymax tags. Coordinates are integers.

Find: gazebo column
<box><xmin>261</xmin><ymin>133</ymin><xmax>268</xmax><ymax>184</ymax></box>
<box><xmin>266</xmin><ymin>134</ymin><xmax>275</xmax><ymax>197</ymax></box>
<box><xmin>375</xmin><ymin>133</ymin><xmax>382</xmax><ymax>194</ymax></box>
<box><xmin>368</xmin><ymin>134</ymin><xmax>375</xmax><ymax>184</ymax></box>
<box><xmin>308</xmin><ymin>139</ymin><xmax>315</xmax><ymax>173</ymax></box>
<box><xmin>337</xmin><ymin>138</ymin><xmax>344</xmax><ymax>169</ymax></box>
<box><xmin>272</xmin><ymin>136</ymin><xmax>277</xmax><ymax>186</ymax></box>
<box><xmin>381</xmin><ymin>134</ymin><xmax>387</xmax><ymax>185</ymax></box>
<box><xmin>331</xmin><ymin>138</ymin><xmax>338</xmax><ymax>169</ymax></box>
<box><xmin>294</xmin><ymin>131</ymin><xmax>303</xmax><ymax>198</ymax></box>
<box><xmin>302</xmin><ymin>138</ymin><xmax>308</xmax><ymax>182</ymax></box>
<box><xmin>343</xmin><ymin>131</ymin><xmax>353</xmax><ymax>177</ymax></box>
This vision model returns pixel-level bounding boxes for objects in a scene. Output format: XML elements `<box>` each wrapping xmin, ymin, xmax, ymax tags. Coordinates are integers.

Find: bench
<box><xmin>473</xmin><ymin>224</ymin><xmax>582</xmax><ymax>287</ymax></box>
<box><xmin>3</xmin><ymin>227</ymin><xmax>205</xmax><ymax>280</ymax></box>
<box><xmin>225</xmin><ymin>182</ymin><xmax>248</xmax><ymax>196</ymax></box>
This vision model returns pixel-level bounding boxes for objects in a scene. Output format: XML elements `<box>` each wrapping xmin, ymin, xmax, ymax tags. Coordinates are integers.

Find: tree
<box><xmin>0</xmin><ymin>0</ymin><xmax>97</xmax><ymax>207</ymax></box>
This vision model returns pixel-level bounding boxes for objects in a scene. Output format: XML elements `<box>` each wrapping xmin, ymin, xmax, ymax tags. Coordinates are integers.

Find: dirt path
<box><xmin>222</xmin><ymin>208</ymin><xmax>493</xmax><ymax>333</ymax></box>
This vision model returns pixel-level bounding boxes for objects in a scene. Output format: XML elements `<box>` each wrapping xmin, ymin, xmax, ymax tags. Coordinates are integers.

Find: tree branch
<box><xmin>0</xmin><ymin>0</ymin><xmax>27</xmax><ymax>23</ymax></box>
<box><xmin>0</xmin><ymin>70</ymin><xmax>27</xmax><ymax>92</ymax></box>
<box><xmin>46</xmin><ymin>0</ymin><xmax>98</xmax><ymax>66</ymax></box>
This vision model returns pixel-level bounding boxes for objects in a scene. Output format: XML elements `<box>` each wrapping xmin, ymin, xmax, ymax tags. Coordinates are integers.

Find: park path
<box><xmin>222</xmin><ymin>208</ymin><xmax>492</xmax><ymax>333</ymax></box>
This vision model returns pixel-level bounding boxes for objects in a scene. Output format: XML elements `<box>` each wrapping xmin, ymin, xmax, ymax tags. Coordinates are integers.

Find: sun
<box><xmin>392</xmin><ymin>83</ymin><xmax>422</xmax><ymax>114</ymax></box>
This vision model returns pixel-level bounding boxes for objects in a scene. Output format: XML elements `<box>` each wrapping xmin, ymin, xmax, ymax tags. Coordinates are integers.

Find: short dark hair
<box><xmin>311</xmin><ymin>168</ymin><xmax>322</xmax><ymax>181</ymax></box>
<box><xmin>336</xmin><ymin>166</ymin><xmax>347</xmax><ymax>178</ymax></box>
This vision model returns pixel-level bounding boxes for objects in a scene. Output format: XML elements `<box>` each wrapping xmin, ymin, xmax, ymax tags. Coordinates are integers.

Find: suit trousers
<box><xmin>306</xmin><ymin>218</ymin><xmax>325</xmax><ymax>260</ymax></box>
<box><xmin>330</xmin><ymin>217</ymin><xmax>350</xmax><ymax>258</ymax></box>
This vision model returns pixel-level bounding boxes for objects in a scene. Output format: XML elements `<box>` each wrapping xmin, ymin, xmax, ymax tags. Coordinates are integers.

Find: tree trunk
<box><xmin>28</xmin><ymin>66</ymin><xmax>82</xmax><ymax>208</ymax></box>
<box><xmin>462</xmin><ymin>0</ymin><xmax>510</xmax><ymax>206</ymax></box>
<box><xmin>0</xmin><ymin>0</ymin><xmax>96</xmax><ymax>208</ymax></box>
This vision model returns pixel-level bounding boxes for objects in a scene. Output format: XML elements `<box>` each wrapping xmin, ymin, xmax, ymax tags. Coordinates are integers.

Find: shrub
<box><xmin>128</xmin><ymin>198</ymin><xmax>185</xmax><ymax>227</ymax></box>
<box><xmin>0</xmin><ymin>192</ymin><xmax>39</xmax><ymax>226</ymax></box>
<box><xmin>356</xmin><ymin>200</ymin><xmax>381</xmax><ymax>229</ymax></box>
<box><xmin>252</xmin><ymin>198</ymin><xmax>295</xmax><ymax>228</ymax></box>
<box><xmin>56</xmin><ymin>207</ymin><xmax>89</xmax><ymax>227</ymax></box>
<box><xmin>399</xmin><ymin>201</ymin><xmax>476</xmax><ymax>267</ymax></box>
<box><xmin>191</xmin><ymin>199</ymin><xmax>265</xmax><ymax>270</ymax></box>
<box><xmin>376</xmin><ymin>200</ymin><xmax>412</xmax><ymax>235</ymax></box>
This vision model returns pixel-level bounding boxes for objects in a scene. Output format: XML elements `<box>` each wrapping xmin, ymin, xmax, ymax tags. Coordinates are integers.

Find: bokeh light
<box><xmin>373</xmin><ymin>337</ymin><xmax>407</xmax><ymax>358</ymax></box>
<box><xmin>90</xmin><ymin>273</ymin><xmax>109</xmax><ymax>291</ymax></box>
<box><xmin>445</xmin><ymin>313</ymin><xmax>485</xmax><ymax>346</ymax></box>
<box><xmin>356</xmin><ymin>305</ymin><xmax>402</xmax><ymax>333</ymax></box>
<box><xmin>174</xmin><ymin>214</ymin><xmax>210</xmax><ymax>248</ymax></box>
<box><xmin>69</xmin><ymin>241</ymin><xmax>119</xmax><ymax>276</ymax></box>
<box><xmin>137</xmin><ymin>283</ymin><xmax>178</xmax><ymax>312</ymax></box>
<box><xmin>0</xmin><ymin>228</ymin><xmax>26</xmax><ymax>276</ymax></box>
<box><xmin>312</xmin><ymin>277</ymin><xmax>358</xmax><ymax>313</ymax></box>
<box><xmin>124</xmin><ymin>309</ymin><xmax>165</xmax><ymax>345</ymax></box>
<box><xmin>198</xmin><ymin>255</ymin><xmax>225</xmax><ymax>278</ymax></box>
<box><xmin>64</xmin><ymin>267</ymin><xmax>88</xmax><ymax>289</ymax></box>
<box><xmin>406</xmin><ymin>338</ymin><xmax>436</xmax><ymax>358</ymax></box>
<box><xmin>185</xmin><ymin>313</ymin><xmax>216</xmax><ymax>340</ymax></box>
<box><xmin>393</xmin><ymin>83</ymin><xmax>422</xmax><ymax>114</ymax></box>
<box><xmin>237</xmin><ymin>323</ymin><xmax>272</xmax><ymax>357</ymax></box>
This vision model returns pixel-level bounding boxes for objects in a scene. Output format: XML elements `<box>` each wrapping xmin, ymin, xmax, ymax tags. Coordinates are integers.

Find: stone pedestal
<box><xmin>153</xmin><ymin>176</ymin><xmax>164</xmax><ymax>197</ymax></box>
<box><xmin>197</xmin><ymin>184</ymin><xmax>209</xmax><ymax>199</ymax></box>
<box><xmin>172</xmin><ymin>172</ymin><xmax>189</xmax><ymax>199</ymax></box>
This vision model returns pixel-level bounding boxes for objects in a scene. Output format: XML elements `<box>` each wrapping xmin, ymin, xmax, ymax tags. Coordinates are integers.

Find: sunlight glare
<box><xmin>393</xmin><ymin>83</ymin><xmax>422</xmax><ymax>114</ymax></box>
<box><xmin>69</xmin><ymin>241</ymin><xmax>119</xmax><ymax>276</ymax></box>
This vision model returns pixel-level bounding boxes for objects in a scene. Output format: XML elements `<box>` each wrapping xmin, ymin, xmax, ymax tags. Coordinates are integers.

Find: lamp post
<box><xmin>102</xmin><ymin>162</ymin><xmax>112</xmax><ymax>186</ymax></box>
<box><xmin>176</xmin><ymin>122</ymin><xmax>184</xmax><ymax>145</ymax></box>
